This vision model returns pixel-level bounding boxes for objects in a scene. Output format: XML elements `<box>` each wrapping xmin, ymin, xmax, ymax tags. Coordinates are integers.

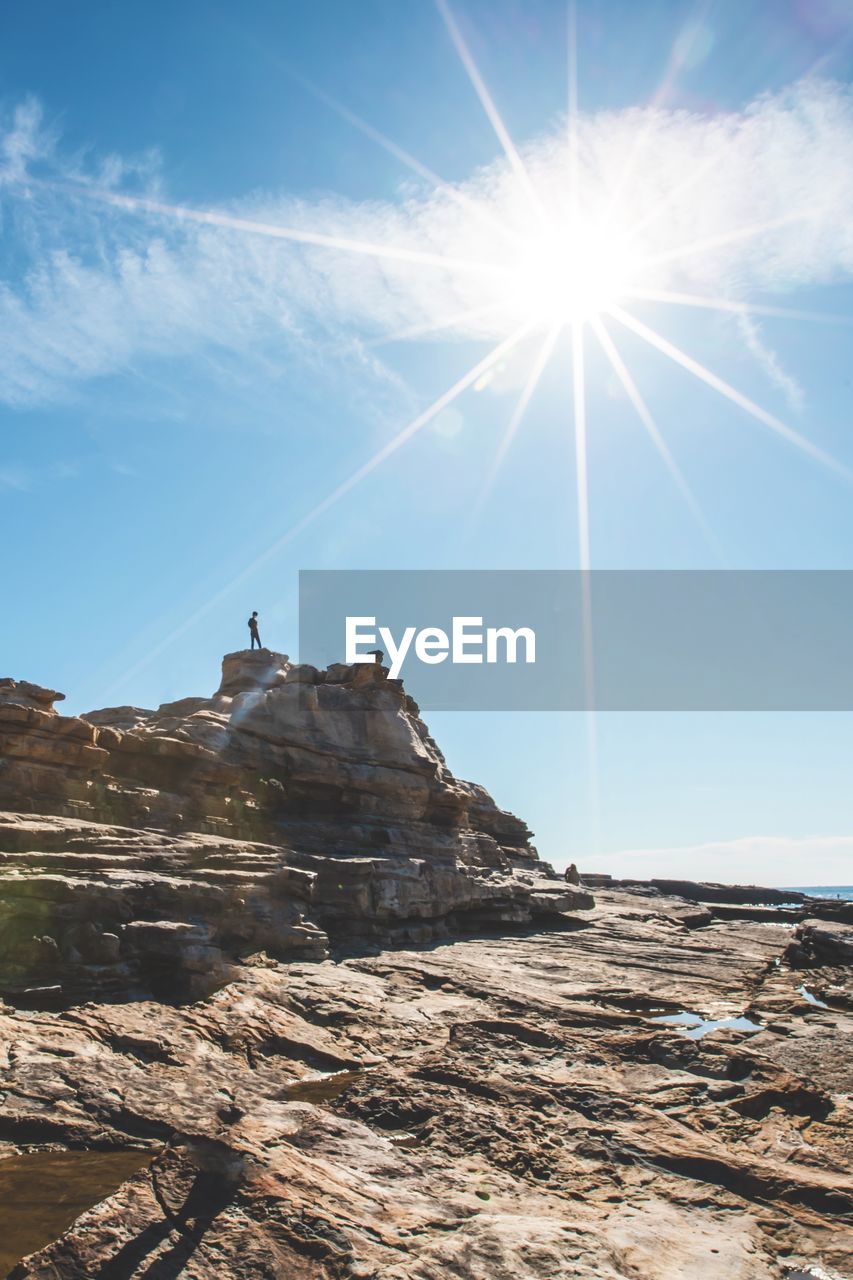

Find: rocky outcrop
<box><xmin>0</xmin><ymin>651</ymin><xmax>540</xmax><ymax>858</ymax></box>
<box><xmin>0</xmin><ymin>813</ymin><xmax>327</xmax><ymax>1005</ymax></box>
<box><xmin>604</xmin><ymin>877</ymin><xmax>810</xmax><ymax>906</ymax></box>
<box><xmin>787</xmin><ymin>918</ymin><xmax>853</xmax><ymax>968</ymax></box>
<box><xmin>587</xmin><ymin>877</ymin><xmax>853</xmax><ymax>928</ymax></box>
<box><xmin>0</xmin><ymin>653</ymin><xmax>589</xmax><ymax>1004</ymax></box>
<box><xmin>0</xmin><ymin>680</ymin><xmax>65</xmax><ymax>713</ymax></box>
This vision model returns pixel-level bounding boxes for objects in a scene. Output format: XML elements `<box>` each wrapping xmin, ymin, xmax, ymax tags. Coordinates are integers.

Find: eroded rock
<box><xmin>0</xmin><ymin>655</ymin><xmax>579</xmax><ymax>1003</ymax></box>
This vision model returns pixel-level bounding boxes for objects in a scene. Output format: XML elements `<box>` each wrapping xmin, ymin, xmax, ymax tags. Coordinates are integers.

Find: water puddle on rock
<box><xmin>798</xmin><ymin>985</ymin><xmax>830</xmax><ymax>1009</ymax></box>
<box><xmin>786</xmin><ymin>1268</ymin><xmax>847</xmax><ymax>1280</ymax></box>
<box><xmin>0</xmin><ymin>1149</ymin><xmax>151</xmax><ymax>1277</ymax></box>
<box><xmin>651</xmin><ymin>1011</ymin><xmax>763</xmax><ymax>1039</ymax></box>
<box><xmin>387</xmin><ymin>1131</ymin><xmax>420</xmax><ymax>1149</ymax></box>
<box><xmin>280</xmin><ymin>1069</ymin><xmax>364</xmax><ymax>1105</ymax></box>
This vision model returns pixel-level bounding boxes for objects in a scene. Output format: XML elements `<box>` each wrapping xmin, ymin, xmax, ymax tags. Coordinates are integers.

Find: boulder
<box><xmin>217</xmin><ymin>649</ymin><xmax>290</xmax><ymax>697</ymax></box>
<box><xmin>789</xmin><ymin>919</ymin><xmax>853</xmax><ymax>968</ymax></box>
<box><xmin>0</xmin><ymin>679</ymin><xmax>64</xmax><ymax>712</ymax></box>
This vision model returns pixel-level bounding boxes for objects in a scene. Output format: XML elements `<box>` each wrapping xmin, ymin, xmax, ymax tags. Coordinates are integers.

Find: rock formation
<box><xmin>0</xmin><ymin>655</ymin><xmax>850</xmax><ymax>1280</ymax></box>
<box><xmin>0</xmin><ymin>653</ymin><xmax>588</xmax><ymax>1005</ymax></box>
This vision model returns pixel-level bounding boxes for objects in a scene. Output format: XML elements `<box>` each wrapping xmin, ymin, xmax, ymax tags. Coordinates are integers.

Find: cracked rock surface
<box><xmin>1</xmin><ymin>890</ymin><xmax>851</xmax><ymax>1279</ymax></box>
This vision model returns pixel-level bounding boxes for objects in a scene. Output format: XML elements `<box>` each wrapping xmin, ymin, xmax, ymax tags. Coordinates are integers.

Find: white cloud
<box><xmin>603</xmin><ymin>833</ymin><xmax>853</xmax><ymax>887</ymax></box>
<box><xmin>1</xmin><ymin>79</ymin><xmax>853</xmax><ymax>407</ymax></box>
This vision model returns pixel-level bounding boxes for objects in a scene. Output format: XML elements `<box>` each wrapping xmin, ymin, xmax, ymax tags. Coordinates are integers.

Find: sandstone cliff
<box><xmin>0</xmin><ymin>653</ymin><xmax>589</xmax><ymax>1005</ymax></box>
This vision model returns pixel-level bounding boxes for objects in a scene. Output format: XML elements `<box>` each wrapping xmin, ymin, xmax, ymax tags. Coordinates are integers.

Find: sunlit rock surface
<box><xmin>0</xmin><ymin>653</ymin><xmax>585</xmax><ymax>1004</ymax></box>
<box><xmin>1</xmin><ymin>891</ymin><xmax>851</xmax><ymax>1280</ymax></box>
<box><xmin>0</xmin><ymin>656</ymin><xmax>850</xmax><ymax>1279</ymax></box>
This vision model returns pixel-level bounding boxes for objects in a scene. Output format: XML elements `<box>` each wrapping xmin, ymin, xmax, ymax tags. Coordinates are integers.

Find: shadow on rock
<box><xmin>95</xmin><ymin>1145</ymin><xmax>243</xmax><ymax>1280</ymax></box>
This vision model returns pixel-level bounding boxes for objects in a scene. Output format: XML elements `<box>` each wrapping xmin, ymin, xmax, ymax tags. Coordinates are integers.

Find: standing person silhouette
<box><xmin>248</xmin><ymin>611</ymin><xmax>262</xmax><ymax>650</ymax></box>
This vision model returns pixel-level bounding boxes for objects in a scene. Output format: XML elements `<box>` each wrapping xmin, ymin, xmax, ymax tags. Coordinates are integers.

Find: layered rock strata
<box><xmin>0</xmin><ymin>654</ymin><xmax>589</xmax><ymax>1004</ymax></box>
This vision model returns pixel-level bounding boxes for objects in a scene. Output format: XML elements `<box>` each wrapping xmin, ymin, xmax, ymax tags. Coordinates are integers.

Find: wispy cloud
<box><xmin>604</xmin><ymin>833</ymin><xmax>853</xmax><ymax>886</ymax></box>
<box><xmin>1</xmin><ymin>79</ymin><xmax>853</xmax><ymax>407</ymax></box>
<box><xmin>0</xmin><ymin>97</ymin><xmax>53</xmax><ymax>186</ymax></box>
<box><xmin>0</xmin><ymin>465</ymin><xmax>31</xmax><ymax>491</ymax></box>
<box><xmin>735</xmin><ymin>312</ymin><xmax>804</xmax><ymax>411</ymax></box>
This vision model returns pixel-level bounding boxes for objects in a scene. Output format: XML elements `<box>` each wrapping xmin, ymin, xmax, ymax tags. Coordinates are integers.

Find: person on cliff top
<box><xmin>248</xmin><ymin>611</ymin><xmax>262</xmax><ymax>650</ymax></box>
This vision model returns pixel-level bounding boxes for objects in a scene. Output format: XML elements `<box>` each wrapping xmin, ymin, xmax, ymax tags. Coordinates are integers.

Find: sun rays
<box><xmin>608</xmin><ymin>304</ymin><xmax>853</xmax><ymax>481</ymax></box>
<box><xmin>41</xmin><ymin>53</ymin><xmax>849</xmax><ymax>562</ymax></box>
<box><xmin>435</xmin><ymin>0</ymin><xmax>550</xmax><ymax>230</ymax></box>
<box><xmin>62</xmin><ymin>0</ymin><xmax>852</xmax><ymax>717</ymax></box>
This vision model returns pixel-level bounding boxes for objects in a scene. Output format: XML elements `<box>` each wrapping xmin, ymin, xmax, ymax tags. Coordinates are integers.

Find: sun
<box><xmin>505</xmin><ymin>217</ymin><xmax>638</xmax><ymax>325</ymax></box>
<box><xmin>63</xmin><ymin>0</ymin><xmax>850</xmax><ymax>636</ymax></box>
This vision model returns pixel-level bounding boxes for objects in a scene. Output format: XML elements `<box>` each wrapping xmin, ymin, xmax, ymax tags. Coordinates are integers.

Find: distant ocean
<box><xmin>786</xmin><ymin>886</ymin><xmax>853</xmax><ymax>901</ymax></box>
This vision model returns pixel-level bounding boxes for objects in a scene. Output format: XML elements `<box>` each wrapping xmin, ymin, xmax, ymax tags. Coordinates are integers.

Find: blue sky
<box><xmin>3</xmin><ymin>0</ymin><xmax>853</xmax><ymax>884</ymax></box>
